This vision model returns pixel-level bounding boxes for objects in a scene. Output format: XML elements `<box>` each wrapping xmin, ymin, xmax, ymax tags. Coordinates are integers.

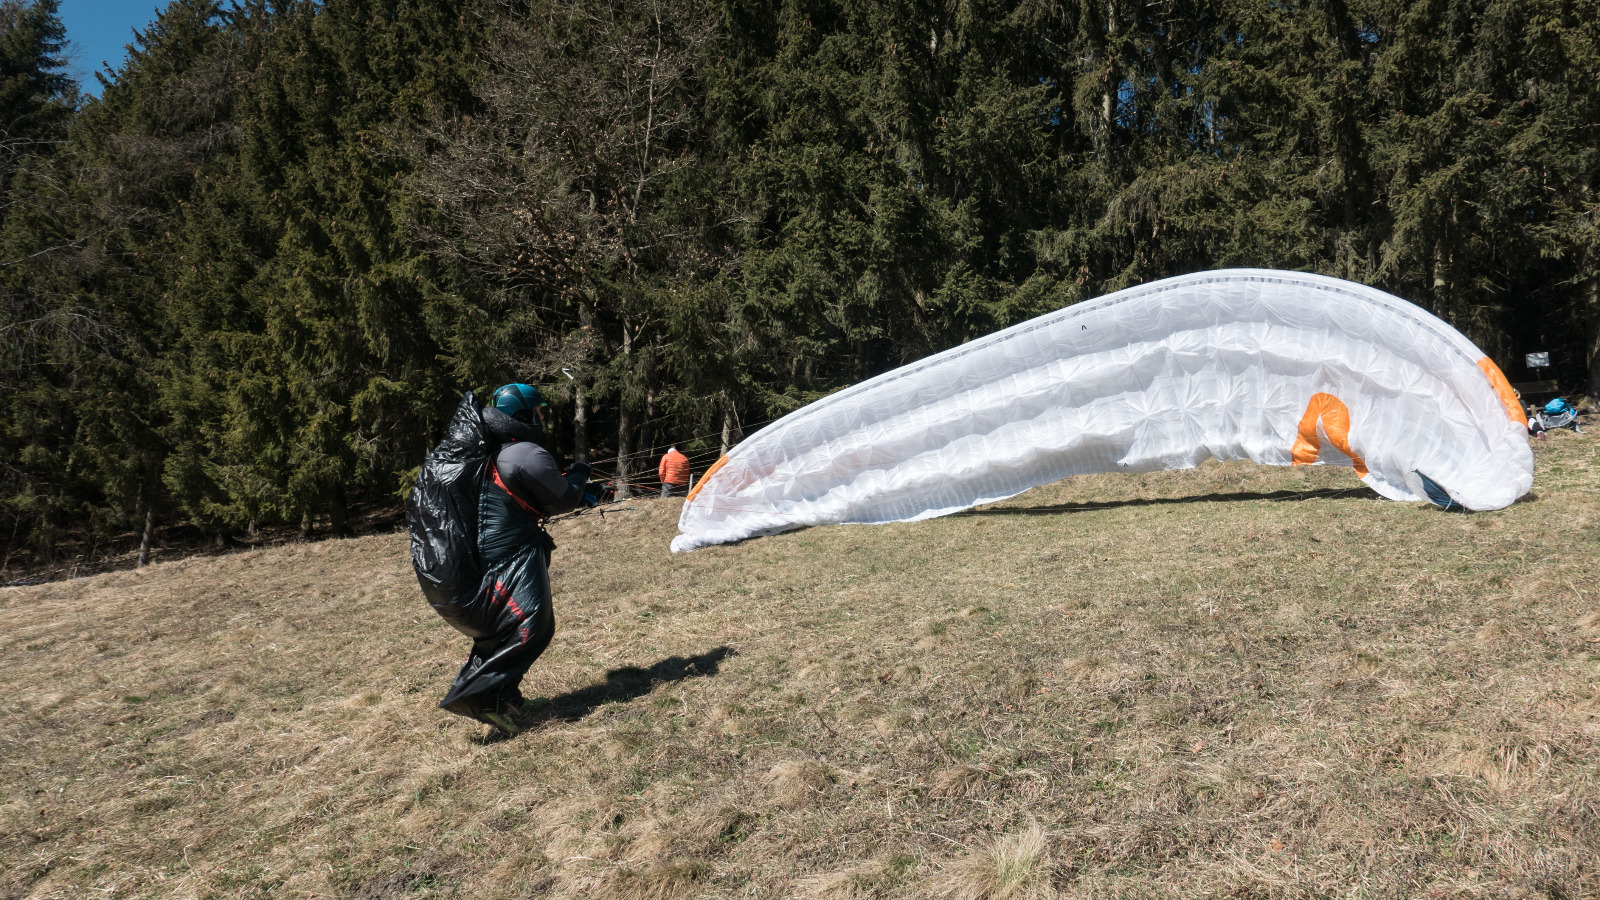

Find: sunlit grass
<box><xmin>2</xmin><ymin>428</ymin><xmax>1597</xmax><ymax>897</ymax></box>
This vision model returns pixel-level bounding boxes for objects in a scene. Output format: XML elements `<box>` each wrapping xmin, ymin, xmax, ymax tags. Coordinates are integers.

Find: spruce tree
<box><xmin>0</xmin><ymin>0</ymin><xmax>81</xmax><ymax>564</ymax></box>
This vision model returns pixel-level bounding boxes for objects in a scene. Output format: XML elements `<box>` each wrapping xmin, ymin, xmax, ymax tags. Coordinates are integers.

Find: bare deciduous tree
<box><xmin>413</xmin><ymin>0</ymin><xmax>714</xmax><ymax>490</ymax></box>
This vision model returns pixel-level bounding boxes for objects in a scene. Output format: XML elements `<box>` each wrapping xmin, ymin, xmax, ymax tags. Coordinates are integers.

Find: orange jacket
<box><xmin>659</xmin><ymin>449</ymin><xmax>690</xmax><ymax>485</ymax></box>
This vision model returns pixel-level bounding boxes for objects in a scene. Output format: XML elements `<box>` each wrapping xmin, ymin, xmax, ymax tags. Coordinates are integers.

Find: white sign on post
<box><xmin>1525</xmin><ymin>352</ymin><xmax>1549</xmax><ymax>369</ymax></box>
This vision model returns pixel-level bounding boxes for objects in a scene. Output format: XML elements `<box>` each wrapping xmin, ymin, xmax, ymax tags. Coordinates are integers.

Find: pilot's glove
<box><xmin>565</xmin><ymin>461</ymin><xmax>592</xmax><ymax>490</ymax></box>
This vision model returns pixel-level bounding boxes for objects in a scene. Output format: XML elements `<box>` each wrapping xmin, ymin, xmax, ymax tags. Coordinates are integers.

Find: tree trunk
<box><xmin>720</xmin><ymin>394</ymin><xmax>736</xmax><ymax>455</ymax></box>
<box><xmin>573</xmin><ymin>379</ymin><xmax>590</xmax><ymax>463</ymax></box>
<box><xmin>1101</xmin><ymin>0</ymin><xmax>1117</xmax><ymax>143</ymax></box>
<box><xmin>1587</xmin><ymin>274</ymin><xmax>1600</xmax><ymax>402</ymax></box>
<box><xmin>616</xmin><ymin>300</ymin><xmax>634</xmax><ymax>499</ymax></box>
<box><xmin>644</xmin><ymin>356</ymin><xmax>658</xmax><ymax>464</ymax></box>
<box><xmin>1584</xmin><ymin>174</ymin><xmax>1599</xmax><ymax>403</ymax></box>
<box><xmin>1431</xmin><ymin>241</ymin><xmax>1450</xmax><ymax>320</ymax></box>
<box><xmin>328</xmin><ymin>486</ymin><xmax>350</xmax><ymax>538</ymax></box>
<box><xmin>616</xmin><ymin>403</ymin><xmax>632</xmax><ymax>499</ymax></box>
<box><xmin>574</xmin><ymin>298</ymin><xmax>594</xmax><ymax>463</ymax></box>
<box><xmin>2</xmin><ymin>516</ymin><xmax>19</xmax><ymax>575</ymax></box>
<box><xmin>138</xmin><ymin>508</ymin><xmax>154</xmax><ymax>567</ymax></box>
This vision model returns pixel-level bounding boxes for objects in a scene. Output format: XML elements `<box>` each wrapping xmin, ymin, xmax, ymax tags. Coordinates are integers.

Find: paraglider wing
<box><xmin>672</xmin><ymin>269</ymin><xmax>1532</xmax><ymax>552</ymax></box>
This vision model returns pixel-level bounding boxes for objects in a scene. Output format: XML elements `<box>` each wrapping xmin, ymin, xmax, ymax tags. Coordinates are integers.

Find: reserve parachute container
<box><xmin>673</xmin><ymin>269</ymin><xmax>1532</xmax><ymax>552</ymax></box>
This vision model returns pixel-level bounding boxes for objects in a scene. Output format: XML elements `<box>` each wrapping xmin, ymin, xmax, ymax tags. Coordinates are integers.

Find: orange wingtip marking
<box><xmin>685</xmin><ymin>455</ymin><xmax>729</xmax><ymax>503</ymax></box>
<box><xmin>1291</xmin><ymin>392</ymin><xmax>1369</xmax><ymax>477</ymax></box>
<box><xmin>1476</xmin><ymin>357</ymin><xmax>1525</xmax><ymax>426</ymax></box>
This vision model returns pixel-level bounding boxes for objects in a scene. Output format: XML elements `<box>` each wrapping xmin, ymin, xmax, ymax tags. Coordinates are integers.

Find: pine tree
<box><xmin>6</xmin><ymin>0</ymin><xmax>1600</xmax><ymax>566</ymax></box>
<box><xmin>225</xmin><ymin>0</ymin><xmax>481</xmax><ymax>532</ymax></box>
<box><xmin>0</xmin><ymin>0</ymin><xmax>82</xmax><ymax>565</ymax></box>
<box><xmin>1366</xmin><ymin>0</ymin><xmax>1600</xmax><ymax>387</ymax></box>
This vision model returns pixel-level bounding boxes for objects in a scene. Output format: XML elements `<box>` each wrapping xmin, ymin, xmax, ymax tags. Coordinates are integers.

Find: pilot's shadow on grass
<box><xmin>521</xmin><ymin>645</ymin><xmax>736</xmax><ymax>729</ymax></box>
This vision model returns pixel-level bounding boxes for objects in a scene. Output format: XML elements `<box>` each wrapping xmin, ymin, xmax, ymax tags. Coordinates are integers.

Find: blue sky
<box><xmin>61</xmin><ymin>0</ymin><xmax>165</xmax><ymax>94</ymax></box>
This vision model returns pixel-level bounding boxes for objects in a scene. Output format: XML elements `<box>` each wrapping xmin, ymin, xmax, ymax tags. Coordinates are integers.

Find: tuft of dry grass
<box><xmin>795</xmin><ymin>855</ymin><xmax>917</xmax><ymax>899</ymax></box>
<box><xmin>1578</xmin><ymin>610</ymin><xmax>1600</xmax><ymax>639</ymax></box>
<box><xmin>933</xmin><ymin>824</ymin><xmax>1053</xmax><ymax>900</ymax></box>
<box><xmin>1438</xmin><ymin>733</ymin><xmax>1558</xmax><ymax>791</ymax></box>
<box><xmin>3</xmin><ymin>431</ymin><xmax>1600</xmax><ymax>897</ymax></box>
<box><xmin>766</xmin><ymin>759</ymin><xmax>835</xmax><ymax>807</ymax></box>
<box><xmin>929</xmin><ymin>765</ymin><xmax>993</xmax><ymax>799</ymax></box>
<box><xmin>598</xmin><ymin>859</ymin><xmax>709</xmax><ymax>900</ymax></box>
<box><xmin>1059</xmin><ymin>652</ymin><xmax>1132</xmax><ymax>689</ymax></box>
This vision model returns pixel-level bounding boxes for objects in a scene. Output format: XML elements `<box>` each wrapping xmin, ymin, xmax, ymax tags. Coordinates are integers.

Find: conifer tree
<box><xmin>0</xmin><ymin>0</ymin><xmax>82</xmax><ymax>563</ymax></box>
<box><xmin>6</xmin><ymin>0</ymin><xmax>1600</xmax><ymax>567</ymax></box>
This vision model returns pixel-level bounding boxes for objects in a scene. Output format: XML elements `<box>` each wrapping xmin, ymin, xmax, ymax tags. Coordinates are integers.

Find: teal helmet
<box><xmin>491</xmin><ymin>383</ymin><xmax>547</xmax><ymax>425</ymax></box>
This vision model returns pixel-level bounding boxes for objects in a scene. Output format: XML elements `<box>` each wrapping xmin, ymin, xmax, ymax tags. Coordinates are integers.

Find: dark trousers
<box><xmin>438</xmin><ymin>479</ymin><xmax>557</xmax><ymax>721</ymax></box>
<box><xmin>440</xmin><ymin>598</ymin><xmax>554</xmax><ymax>719</ymax></box>
<box><xmin>660</xmin><ymin>481</ymin><xmax>687</xmax><ymax>498</ymax></box>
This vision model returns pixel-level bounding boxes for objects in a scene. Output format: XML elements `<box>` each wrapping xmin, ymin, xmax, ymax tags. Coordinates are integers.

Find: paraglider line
<box><xmin>583</xmin><ymin>413</ymin><xmax>790</xmax><ymax>468</ymax></box>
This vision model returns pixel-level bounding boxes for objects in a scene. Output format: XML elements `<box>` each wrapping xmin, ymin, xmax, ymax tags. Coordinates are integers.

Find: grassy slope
<box><xmin>3</xmin><ymin>431</ymin><xmax>1599</xmax><ymax>900</ymax></box>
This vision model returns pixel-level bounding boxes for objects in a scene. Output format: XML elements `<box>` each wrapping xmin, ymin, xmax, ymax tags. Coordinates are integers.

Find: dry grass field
<box><xmin>3</xmin><ymin>429</ymin><xmax>1599</xmax><ymax>899</ymax></box>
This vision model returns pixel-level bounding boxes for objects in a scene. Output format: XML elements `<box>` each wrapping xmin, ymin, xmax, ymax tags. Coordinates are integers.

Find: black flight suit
<box><xmin>437</xmin><ymin>407</ymin><xmax>587</xmax><ymax>721</ymax></box>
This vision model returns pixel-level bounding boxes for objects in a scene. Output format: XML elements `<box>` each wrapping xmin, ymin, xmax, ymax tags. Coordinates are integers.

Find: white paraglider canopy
<box><xmin>673</xmin><ymin>269</ymin><xmax>1532</xmax><ymax>552</ymax></box>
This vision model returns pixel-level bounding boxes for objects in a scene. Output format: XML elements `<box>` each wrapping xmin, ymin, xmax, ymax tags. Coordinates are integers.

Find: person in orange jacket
<box><xmin>659</xmin><ymin>447</ymin><xmax>691</xmax><ymax>497</ymax></box>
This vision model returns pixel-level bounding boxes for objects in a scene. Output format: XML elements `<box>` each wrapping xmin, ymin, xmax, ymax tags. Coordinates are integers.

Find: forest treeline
<box><xmin>2</xmin><ymin>0</ymin><xmax>1597</xmax><ymax>567</ymax></box>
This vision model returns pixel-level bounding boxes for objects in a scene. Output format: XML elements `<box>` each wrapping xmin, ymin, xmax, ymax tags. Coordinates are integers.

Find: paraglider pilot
<box><xmin>659</xmin><ymin>446</ymin><xmax>690</xmax><ymax>497</ymax></box>
<box><xmin>407</xmin><ymin>383</ymin><xmax>598</xmax><ymax>737</ymax></box>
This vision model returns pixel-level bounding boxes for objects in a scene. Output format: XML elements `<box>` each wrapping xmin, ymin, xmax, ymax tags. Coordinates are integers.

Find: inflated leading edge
<box><xmin>672</xmin><ymin>269</ymin><xmax>1533</xmax><ymax>552</ymax></box>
